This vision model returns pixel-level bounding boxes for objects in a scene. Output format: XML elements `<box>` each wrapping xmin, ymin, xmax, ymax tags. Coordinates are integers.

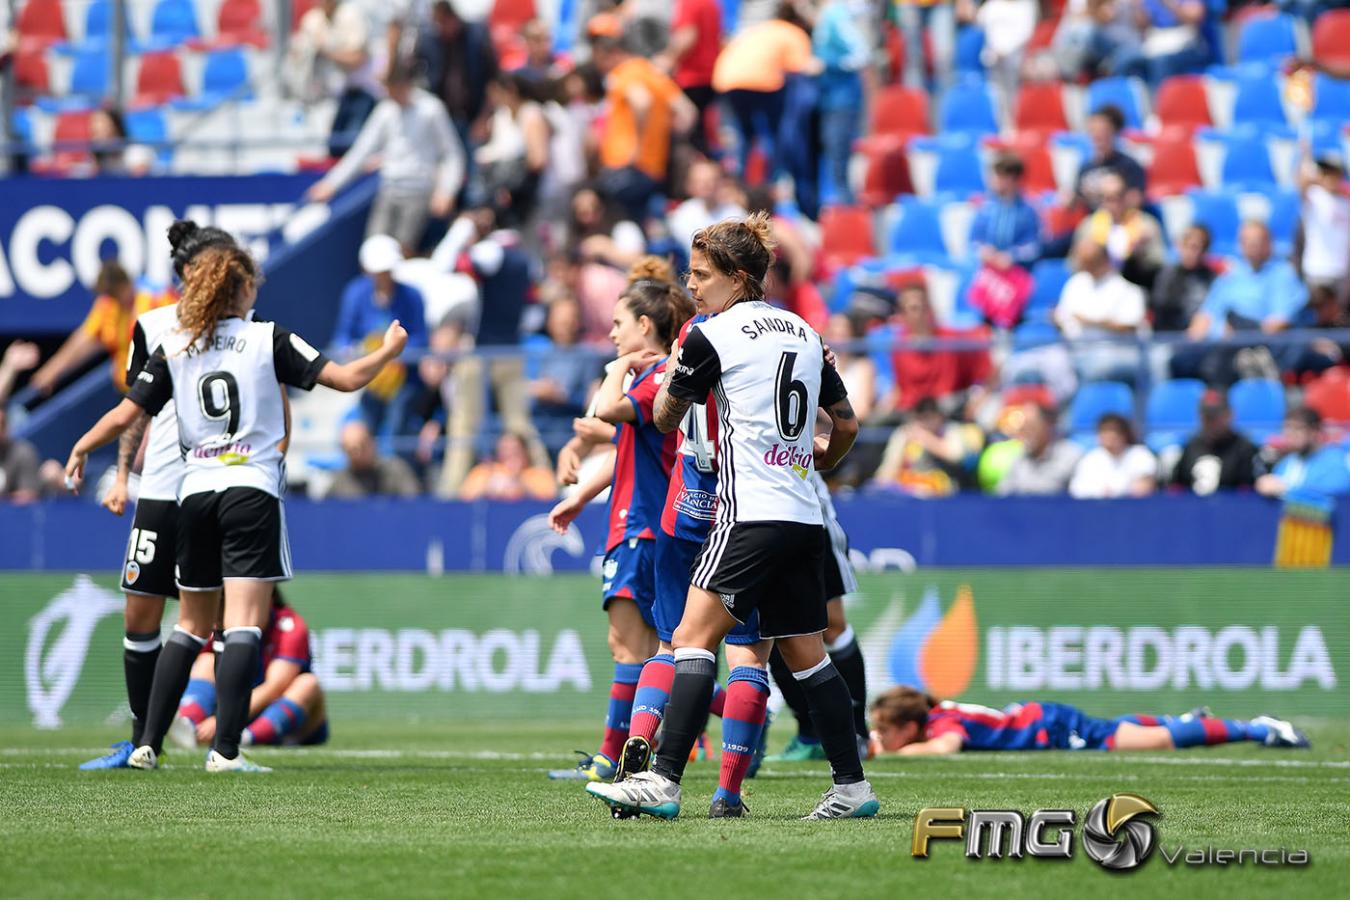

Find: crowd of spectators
<box><xmin>4</xmin><ymin>0</ymin><xmax>1350</xmax><ymax>505</ymax></box>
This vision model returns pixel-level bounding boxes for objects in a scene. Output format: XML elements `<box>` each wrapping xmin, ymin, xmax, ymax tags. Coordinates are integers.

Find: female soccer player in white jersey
<box><xmin>79</xmin><ymin>220</ymin><xmax>240</xmax><ymax>770</ymax></box>
<box><xmin>588</xmin><ymin>214</ymin><xmax>879</xmax><ymax>820</ymax></box>
<box><xmin>66</xmin><ymin>244</ymin><xmax>407</xmax><ymax>772</ymax></box>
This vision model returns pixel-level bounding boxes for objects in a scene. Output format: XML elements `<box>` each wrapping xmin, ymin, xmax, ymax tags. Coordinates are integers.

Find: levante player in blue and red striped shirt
<box><xmin>547</xmin><ymin>264</ymin><xmax>694</xmax><ymax>781</ymax></box>
<box><xmin>868</xmin><ymin>686</ymin><xmax>1310</xmax><ymax>755</ymax></box>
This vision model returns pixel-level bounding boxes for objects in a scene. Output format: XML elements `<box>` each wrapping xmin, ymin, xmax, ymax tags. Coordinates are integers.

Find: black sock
<box><xmin>651</xmin><ymin>652</ymin><xmax>717</xmax><ymax>784</ymax></box>
<box><xmin>799</xmin><ymin>661</ymin><xmax>865</xmax><ymax>785</ymax></box>
<box><xmin>769</xmin><ymin>647</ymin><xmax>816</xmax><ymax>741</ymax></box>
<box><xmin>123</xmin><ymin>629</ymin><xmax>162</xmax><ymax>746</ymax></box>
<box><xmin>213</xmin><ymin>628</ymin><xmax>262</xmax><ymax>761</ymax></box>
<box><xmin>827</xmin><ymin>631</ymin><xmax>869</xmax><ymax>739</ymax></box>
<box><xmin>142</xmin><ymin>628</ymin><xmax>206</xmax><ymax>754</ymax></box>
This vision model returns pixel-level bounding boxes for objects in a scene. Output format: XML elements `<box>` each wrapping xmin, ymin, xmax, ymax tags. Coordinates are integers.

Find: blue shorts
<box><xmin>1039</xmin><ymin>702</ymin><xmax>1117</xmax><ymax>751</ymax></box>
<box><xmin>601</xmin><ymin>538</ymin><xmax>656</xmax><ymax>628</ymax></box>
<box><xmin>654</xmin><ymin>531</ymin><xmax>760</xmax><ymax>645</ymax></box>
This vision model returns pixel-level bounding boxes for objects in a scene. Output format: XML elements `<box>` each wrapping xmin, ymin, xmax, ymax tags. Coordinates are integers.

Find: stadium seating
<box><xmin>1216</xmin><ymin>130</ymin><xmax>1277</xmax><ymax>190</ymax></box>
<box><xmin>922</xmin><ymin>135</ymin><xmax>986</xmax><ymax>197</ymax></box>
<box><xmin>1027</xmin><ymin>258</ymin><xmax>1070</xmax><ymax>317</ymax></box>
<box><xmin>67</xmin><ymin>48</ymin><xmax>112</xmax><ymax>106</ymax></box>
<box><xmin>1146</xmin><ymin>378</ymin><xmax>1206</xmax><ymax>450</ymax></box>
<box><xmin>1235</xmin><ymin>13</ymin><xmax>1301</xmax><ymax>67</ymax></box>
<box><xmin>213</xmin><ymin>0</ymin><xmax>269</xmax><ymax>48</ymax></box>
<box><xmin>124</xmin><ymin>105</ymin><xmax>171</xmax><ymax>164</ymax></box>
<box><xmin>886</xmin><ymin>197</ymin><xmax>952</xmax><ymax>264</ymax></box>
<box><xmin>1153</xmin><ymin>75</ymin><xmax>1212</xmax><ymax>133</ymax></box>
<box><xmin>1310</xmin><ymin>74</ymin><xmax>1350</xmax><ymax>127</ymax></box>
<box><xmin>818</xmin><ymin>206</ymin><xmax>877</xmax><ymax>271</ymax></box>
<box><xmin>1266</xmin><ymin>189</ymin><xmax>1301</xmax><ymax>253</ymax></box>
<box><xmin>51</xmin><ymin>109</ymin><xmax>93</xmax><ymax>170</ymax></box>
<box><xmin>1311</xmin><ymin>9</ymin><xmax>1350</xmax><ymax>71</ymax></box>
<box><xmin>133</xmin><ymin>51</ymin><xmax>186</xmax><ymax>106</ymax></box>
<box><xmin>80</xmin><ymin>0</ymin><xmax>136</xmax><ymax>49</ymax></box>
<box><xmin>954</xmin><ymin>26</ymin><xmax>985</xmax><ymax>78</ymax></box>
<box><xmin>175</xmin><ymin>47</ymin><xmax>253</xmax><ymax>109</ymax></box>
<box><xmin>145</xmin><ymin>0</ymin><xmax>200</xmax><ymax>50</ymax></box>
<box><xmin>857</xmin><ymin>85</ymin><xmax>930</xmax><ymax>152</ymax></box>
<box><xmin>1230</xmin><ymin>68</ymin><xmax>1289</xmax><ymax>129</ymax></box>
<box><xmin>1186</xmin><ymin>189</ymin><xmax>1242</xmax><ymax>257</ymax></box>
<box><xmin>858</xmin><ymin>141</ymin><xmax>914</xmax><ymax>206</ymax></box>
<box><xmin>1304</xmin><ymin>367</ymin><xmax>1350</xmax><ymax>424</ymax></box>
<box><xmin>1086</xmin><ymin>77</ymin><xmax>1146</xmax><ymax>130</ymax></box>
<box><xmin>13</xmin><ymin>48</ymin><xmax>52</xmax><ymax>99</ymax></box>
<box><xmin>938</xmin><ymin>79</ymin><xmax>999</xmax><ymax>138</ymax></box>
<box><xmin>16</xmin><ymin>0</ymin><xmax>67</xmax><ymax>49</ymax></box>
<box><xmin>1147</xmin><ymin>133</ymin><xmax>1203</xmax><ymax>198</ymax></box>
<box><xmin>1013</xmin><ymin>81</ymin><xmax>1070</xmax><ymax>140</ymax></box>
<box><xmin>1069</xmin><ymin>381</ymin><xmax>1134</xmax><ymax>437</ymax></box>
<box><xmin>1230</xmin><ymin>378</ymin><xmax>1286</xmax><ymax>439</ymax></box>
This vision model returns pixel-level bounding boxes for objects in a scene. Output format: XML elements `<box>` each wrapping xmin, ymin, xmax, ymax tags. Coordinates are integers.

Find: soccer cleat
<box><xmin>801</xmin><ymin>781</ymin><xmax>880</xmax><ymax>820</ymax></box>
<box><xmin>709</xmin><ymin>796</ymin><xmax>747</xmax><ymax>818</ymax></box>
<box><xmin>126</xmin><ymin>745</ymin><xmax>158</xmax><ymax>770</ymax></box>
<box><xmin>613</xmin><ymin>736</ymin><xmax>652</xmax><ymax>783</ymax></box>
<box><xmin>1253</xmin><ymin>715</ymin><xmax>1311</xmax><ymax>749</ymax></box>
<box><xmin>79</xmin><ymin>740</ymin><xmax>135</xmax><ymax>770</ymax></box>
<box><xmin>547</xmin><ymin>751</ymin><xmax>617</xmax><ymax>781</ymax></box>
<box><xmin>586</xmin><ymin>770</ymin><xmax>682</xmax><ymax>820</ymax></box>
<box><xmin>168</xmin><ymin>715</ymin><xmax>198</xmax><ymax>751</ymax></box>
<box><xmin>204</xmin><ymin>749</ymin><xmax>272</xmax><ymax>773</ymax></box>
<box><xmin>765</xmin><ymin>736</ymin><xmax>827</xmax><ymax>762</ymax></box>
<box><xmin>1179</xmin><ymin>706</ymin><xmax>1212</xmax><ymax>722</ymax></box>
<box><xmin>746</xmin><ymin>711</ymin><xmax>772</xmax><ymax>779</ymax></box>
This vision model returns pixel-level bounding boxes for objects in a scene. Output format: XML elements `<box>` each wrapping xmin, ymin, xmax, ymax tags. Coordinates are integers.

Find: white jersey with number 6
<box><xmin>666</xmin><ymin>300</ymin><xmax>848</xmax><ymax>526</ymax></box>
<box><xmin>127</xmin><ymin>317</ymin><xmax>330</xmax><ymax>500</ymax></box>
<box><xmin>125</xmin><ymin>304</ymin><xmax>184</xmax><ymax>502</ymax></box>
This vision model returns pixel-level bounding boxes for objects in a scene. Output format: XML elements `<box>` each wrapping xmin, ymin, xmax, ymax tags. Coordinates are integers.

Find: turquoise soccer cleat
<box><xmin>79</xmin><ymin>741</ymin><xmax>135</xmax><ymax>770</ymax></box>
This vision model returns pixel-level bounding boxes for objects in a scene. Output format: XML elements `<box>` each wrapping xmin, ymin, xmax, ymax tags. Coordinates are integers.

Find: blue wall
<box><xmin>0</xmin><ymin>494</ymin><xmax>1341</xmax><ymax>572</ymax></box>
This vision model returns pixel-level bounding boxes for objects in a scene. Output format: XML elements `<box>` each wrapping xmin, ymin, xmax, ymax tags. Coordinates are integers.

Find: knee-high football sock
<box><xmin>714</xmin><ymin>667</ymin><xmax>770</xmax><ymax>806</ymax></box>
<box><xmin>709</xmin><ymin>681</ymin><xmax>727</xmax><ymax>718</ymax></box>
<box><xmin>629</xmin><ymin>654</ymin><xmax>676</xmax><ymax>742</ymax></box>
<box><xmin>213</xmin><ymin>627</ymin><xmax>263</xmax><ymax>761</ymax></box>
<box><xmin>141</xmin><ymin>626</ymin><xmax>206</xmax><ymax>753</ymax></box>
<box><xmin>1115</xmin><ymin>714</ymin><xmax>1161</xmax><ymax>726</ymax></box>
<box><xmin>244</xmin><ymin>698</ymin><xmax>307</xmax><ymax>746</ymax></box>
<box><xmin>599</xmin><ymin>662</ymin><xmax>643</xmax><ymax>761</ymax></box>
<box><xmin>769</xmin><ymin>647</ymin><xmax>816</xmax><ymax>742</ymax></box>
<box><xmin>1163</xmin><ymin>716</ymin><xmax>1263</xmax><ymax>747</ymax></box>
<box><xmin>796</xmin><ymin>658</ymin><xmax>865</xmax><ymax>785</ymax></box>
<box><xmin>177</xmin><ymin>679</ymin><xmax>217</xmax><ymax>726</ymax></box>
<box><xmin>123</xmin><ymin>629</ymin><xmax>161</xmax><ymax>747</ymax></box>
<box><xmin>827</xmin><ymin>626</ymin><xmax>869</xmax><ymax>739</ymax></box>
<box><xmin>651</xmin><ymin>648</ymin><xmax>717</xmax><ymax>784</ymax></box>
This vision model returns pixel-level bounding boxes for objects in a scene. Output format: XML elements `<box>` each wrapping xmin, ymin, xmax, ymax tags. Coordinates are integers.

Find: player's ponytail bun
<box><xmin>619</xmin><ymin>258</ymin><xmax>694</xmax><ymax>349</ymax></box>
<box><xmin>870</xmin><ymin>685</ymin><xmax>939</xmax><ymax>728</ymax></box>
<box><xmin>690</xmin><ymin>213</ymin><xmax>777</xmax><ymax>303</ymax></box>
<box><xmin>626</xmin><ymin>255</ymin><xmax>677</xmax><ymax>287</ymax></box>
<box><xmin>178</xmin><ymin>245</ymin><xmax>260</xmax><ymax>350</ymax></box>
<box><xmin>168</xmin><ymin>219</ymin><xmax>238</xmax><ymax>279</ymax></box>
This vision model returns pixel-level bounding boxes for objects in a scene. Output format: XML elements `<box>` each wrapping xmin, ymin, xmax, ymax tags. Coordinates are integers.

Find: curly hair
<box><xmin>619</xmin><ymin>255</ymin><xmax>695</xmax><ymax>348</ymax></box>
<box><xmin>626</xmin><ymin>254</ymin><xmax>676</xmax><ymax>286</ymax></box>
<box><xmin>690</xmin><ymin>211</ymin><xmax>777</xmax><ymax>304</ymax></box>
<box><xmin>177</xmin><ymin>245</ymin><xmax>260</xmax><ymax>350</ymax></box>
<box><xmin>870</xmin><ymin>685</ymin><xmax>939</xmax><ymax>729</ymax></box>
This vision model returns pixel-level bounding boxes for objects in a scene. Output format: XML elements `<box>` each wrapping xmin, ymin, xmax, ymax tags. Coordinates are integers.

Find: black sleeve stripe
<box><xmin>126</xmin><ymin>348</ymin><xmax>173</xmax><ymax>416</ymax></box>
<box><xmin>667</xmin><ymin>326</ymin><xmax>721</xmax><ymax>402</ymax></box>
<box><xmin>272</xmin><ymin>326</ymin><xmax>331</xmax><ymax>391</ymax></box>
<box><xmin>125</xmin><ymin>321</ymin><xmax>149</xmax><ymax>382</ymax></box>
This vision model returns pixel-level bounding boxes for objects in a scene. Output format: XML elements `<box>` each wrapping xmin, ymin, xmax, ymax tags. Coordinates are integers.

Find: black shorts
<box><xmin>120</xmin><ymin>499</ymin><xmax>179</xmax><ymax>599</ymax></box>
<box><xmin>177</xmin><ymin>488</ymin><xmax>291</xmax><ymax>591</ymax></box>
<box><xmin>690</xmin><ymin>521</ymin><xmax>828</xmax><ymax>639</ymax></box>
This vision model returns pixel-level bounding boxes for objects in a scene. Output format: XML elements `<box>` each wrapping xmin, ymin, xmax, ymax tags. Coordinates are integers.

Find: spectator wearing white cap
<box><xmin>333</xmin><ymin>234</ymin><xmax>429</xmax><ymax>438</ymax></box>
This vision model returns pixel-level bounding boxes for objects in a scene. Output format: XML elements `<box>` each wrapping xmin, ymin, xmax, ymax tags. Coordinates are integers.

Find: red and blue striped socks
<box><xmin>713</xmin><ymin>666</ymin><xmax>770</xmax><ymax>807</ymax></box>
<box><xmin>244</xmin><ymin>697</ymin><xmax>307</xmax><ymax>746</ymax></box>
<box><xmin>629</xmin><ymin>654</ymin><xmax>676</xmax><ymax>742</ymax></box>
<box><xmin>600</xmin><ymin>662</ymin><xmax>644</xmax><ymax>762</ymax></box>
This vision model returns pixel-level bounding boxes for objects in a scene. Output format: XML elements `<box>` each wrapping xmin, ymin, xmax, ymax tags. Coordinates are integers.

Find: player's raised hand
<box><xmin>102</xmin><ymin>478</ymin><xmax>128</xmax><ymax>516</ymax></box>
<box><xmin>383</xmin><ymin>319</ymin><xmax>409</xmax><ymax>356</ymax></box>
<box><xmin>626</xmin><ymin>348</ymin><xmax>664</xmax><ymax>373</ymax></box>
<box><xmin>547</xmin><ymin>494</ymin><xmax>583</xmax><ymax>535</ymax></box>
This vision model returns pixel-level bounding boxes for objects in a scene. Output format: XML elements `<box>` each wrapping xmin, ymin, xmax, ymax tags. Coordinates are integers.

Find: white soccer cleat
<box><xmin>1252</xmin><ymin>715</ymin><xmax>1311</xmax><ymax>749</ymax></box>
<box><xmin>167</xmin><ymin>715</ymin><xmax>198</xmax><ymax>751</ymax></box>
<box><xmin>126</xmin><ymin>746</ymin><xmax>158</xmax><ymax>770</ymax></box>
<box><xmin>801</xmin><ymin>781</ymin><xmax>880</xmax><ymax>820</ymax></box>
<box><xmin>585</xmin><ymin>770</ymin><xmax>681</xmax><ymax>819</ymax></box>
<box><xmin>204</xmin><ymin>749</ymin><xmax>272</xmax><ymax>773</ymax></box>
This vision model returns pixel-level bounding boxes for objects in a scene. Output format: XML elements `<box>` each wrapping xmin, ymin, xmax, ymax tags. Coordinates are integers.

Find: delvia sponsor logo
<box><xmin>310</xmin><ymin>628</ymin><xmax>592</xmax><ymax>694</ymax></box>
<box><xmin>762</xmin><ymin>442</ymin><xmax>814</xmax><ymax>478</ymax></box>
<box><xmin>25</xmin><ymin>576</ymin><xmax>125</xmax><ymax>728</ymax></box>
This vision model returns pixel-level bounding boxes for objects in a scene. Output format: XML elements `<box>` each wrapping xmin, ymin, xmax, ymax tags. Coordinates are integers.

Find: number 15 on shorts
<box><xmin>126</xmin><ymin>528</ymin><xmax>158</xmax><ymax>564</ymax></box>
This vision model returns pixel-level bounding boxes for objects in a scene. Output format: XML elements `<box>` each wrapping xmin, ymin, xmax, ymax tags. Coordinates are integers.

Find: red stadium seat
<box><xmin>1154</xmin><ymin>75</ymin><xmax>1212</xmax><ymax>133</ymax></box>
<box><xmin>1305</xmin><ymin>367</ymin><xmax>1350</xmax><ymax>424</ymax></box>
<box><xmin>16</xmin><ymin>0</ymin><xmax>66</xmax><ymax>49</ymax></box>
<box><xmin>133</xmin><ymin>51</ymin><xmax>185</xmax><ymax>106</ymax></box>
<box><xmin>291</xmin><ymin>0</ymin><xmax>319</xmax><ymax>32</ymax></box>
<box><xmin>818</xmin><ymin>206</ymin><xmax>877</xmax><ymax>271</ymax></box>
<box><xmin>857</xmin><ymin>85</ymin><xmax>930</xmax><ymax>154</ymax></box>
<box><xmin>1013</xmin><ymin>81</ymin><xmax>1070</xmax><ymax>141</ymax></box>
<box><xmin>213</xmin><ymin>0</ymin><xmax>268</xmax><ymax>47</ymax></box>
<box><xmin>13</xmin><ymin>48</ymin><xmax>51</xmax><ymax>98</ymax></box>
<box><xmin>51</xmin><ymin>109</ymin><xmax>94</xmax><ymax>171</ymax></box>
<box><xmin>491</xmin><ymin>0</ymin><xmax>538</xmax><ymax>31</ymax></box>
<box><xmin>989</xmin><ymin>133</ymin><xmax>1058</xmax><ymax>194</ymax></box>
<box><xmin>1312</xmin><ymin>10</ymin><xmax>1350</xmax><ymax>71</ymax></box>
<box><xmin>1027</xmin><ymin>19</ymin><xmax>1059</xmax><ymax>52</ymax></box>
<box><xmin>1147</xmin><ymin>133</ymin><xmax>1203</xmax><ymax>198</ymax></box>
<box><xmin>858</xmin><ymin>142</ymin><xmax>914</xmax><ymax>207</ymax></box>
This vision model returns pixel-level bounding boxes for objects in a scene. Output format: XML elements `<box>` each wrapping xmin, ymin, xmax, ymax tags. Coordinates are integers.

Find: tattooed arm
<box><xmin>653</xmin><ymin>376</ymin><xmax>693</xmax><ymax>434</ymax></box>
<box><xmin>815</xmin><ymin>398</ymin><xmax>859</xmax><ymax>472</ymax></box>
<box><xmin>102</xmin><ymin>409</ymin><xmax>151</xmax><ymax>516</ymax></box>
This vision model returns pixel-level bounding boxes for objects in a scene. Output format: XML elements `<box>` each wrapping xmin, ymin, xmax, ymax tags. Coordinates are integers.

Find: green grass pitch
<box><xmin>1</xmin><ymin>719</ymin><xmax>1346</xmax><ymax>899</ymax></box>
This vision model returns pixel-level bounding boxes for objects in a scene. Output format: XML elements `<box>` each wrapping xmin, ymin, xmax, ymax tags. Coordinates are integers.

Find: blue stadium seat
<box><xmin>887</xmin><ymin>197</ymin><xmax>950</xmax><ymax>263</ymax></box>
<box><xmin>930</xmin><ymin>137</ymin><xmax>986</xmax><ymax>196</ymax></box>
<box><xmin>1086</xmin><ymin>77</ymin><xmax>1144</xmax><ymax>130</ymax></box>
<box><xmin>145</xmin><ymin>0</ymin><xmax>200</xmax><ymax>49</ymax></box>
<box><xmin>1310</xmin><ymin>119</ymin><xmax>1346</xmax><ymax>158</ymax></box>
<box><xmin>176</xmin><ymin>47</ymin><xmax>253</xmax><ymax>109</ymax></box>
<box><xmin>1230</xmin><ymin>68</ymin><xmax>1289</xmax><ymax>129</ymax></box>
<box><xmin>1266</xmin><ymin>189</ymin><xmax>1300</xmax><ymax>254</ymax></box>
<box><xmin>1218</xmin><ymin>131</ymin><xmax>1276</xmax><ymax>189</ymax></box>
<box><xmin>1069</xmin><ymin>381</ymin><xmax>1134</xmax><ymax>434</ymax></box>
<box><xmin>68</xmin><ymin>48</ymin><xmax>111</xmax><ymax>103</ymax></box>
<box><xmin>955</xmin><ymin>27</ymin><xmax>986</xmax><ymax>77</ymax></box>
<box><xmin>124</xmin><ymin>106</ymin><xmax>170</xmax><ymax>164</ymax></box>
<box><xmin>1235</xmin><ymin>13</ymin><xmax>1299</xmax><ymax>67</ymax></box>
<box><xmin>1310</xmin><ymin>74</ymin><xmax>1350</xmax><ymax>126</ymax></box>
<box><xmin>1186</xmin><ymin>189</ymin><xmax>1241</xmax><ymax>257</ymax></box>
<box><xmin>80</xmin><ymin>0</ymin><xmax>135</xmax><ymax>49</ymax></box>
<box><xmin>1230</xmin><ymin>378</ymin><xmax>1285</xmax><ymax>438</ymax></box>
<box><xmin>938</xmin><ymin>79</ymin><xmax>999</xmax><ymax>138</ymax></box>
<box><xmin>1145</xmin><ymin>378</ymin><xmax>1205</xmax><ymax>450</ymax></box>
<box><xmin>1027</xmin><ymin>258</ymin><xmax>1069</xmax><ymax>316</ymax></box>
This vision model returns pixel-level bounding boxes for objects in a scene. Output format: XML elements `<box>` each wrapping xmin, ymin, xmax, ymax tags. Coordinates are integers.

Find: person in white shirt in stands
<box><xmin>305</xmin><ymin>60</ymin><xmax>465</xmax><ymax>254</ymax></box>
<box><xmin>1069</xmin><ymin>412</ymin><xmax>1158</xmax><ymax>499</ymax></box>
<box><xmin>1054</xmin><ymin>236</ymin><xmax>1148</xmax><ymax>382</ymax></box>
<box><xmin>667</xmin><ymin>158</ymin><xmax>747</xmax><ymax>251</ymax></box>
<box><xmin>1298</xmin><ymin>151</ymin><xmax>1350</xmax><ymax>310</ymax></box>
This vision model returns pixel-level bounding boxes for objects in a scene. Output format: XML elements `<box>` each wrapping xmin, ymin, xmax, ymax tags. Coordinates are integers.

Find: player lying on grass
<box><xmin>169</xmin><ymin>591</ymin><xmax>328</xmax><ymax>750</ymax></box>
<box><xmin>868</xmin><ymin>685</ymin><xmax>1310</xmax><ymax>754</ymax></box>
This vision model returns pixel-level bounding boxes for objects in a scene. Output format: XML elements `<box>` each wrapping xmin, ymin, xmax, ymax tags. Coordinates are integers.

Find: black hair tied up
<box><xmin>168</xmin><ymin>219</ymin><xmax>237</xmax><ymax>279</ymax></box>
